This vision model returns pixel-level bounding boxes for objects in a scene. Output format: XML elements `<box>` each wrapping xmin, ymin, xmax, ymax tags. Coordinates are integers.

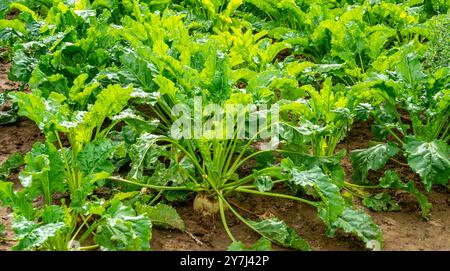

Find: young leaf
<box><xmin>362</xmin><ymin>193</ymin><xmax>400</xmax><ymax>212</ymax></box>
<box><xmin>254</xmin><ymin>175</ymin><xmax>274</xmax><ymax>192</ymax></box>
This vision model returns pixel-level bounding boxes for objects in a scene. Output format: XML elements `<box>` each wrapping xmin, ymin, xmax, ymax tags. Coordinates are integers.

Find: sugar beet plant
<box><xmin>0</xmin><ymin>0</ymin><xmax>449</xmax><ymax>251</ymax></box>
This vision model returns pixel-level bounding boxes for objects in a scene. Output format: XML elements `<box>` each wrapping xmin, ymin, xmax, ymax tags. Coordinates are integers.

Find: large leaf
<box><xmin>119</xmin><ymin>50</ymin><xmax>157</xmax><ymax>91</ymax></box>
<box><xmin>135</xmin><ymin>203</ymin><xmax>185</xmax><ymax>231</ymax></box>
<box><xmin>12</xmin><ymin>216</ymin><xmax>66</xmax><ymax>251</ymax></box>
<box><xmin>9</xmin><ymin>92</ymin><xmax>70</xmax><ymax>133</ymax></box>
<box><xmin>128</xmin><ymin>133</ymin><xmax>162</xmax><ymax>180</ymax></box>
<box><xmin>351</xmin><ymin>143</ymin><xmax>399</xmax><ymax>183</ymax></box>
<box><xmin>285</xmin><ymin>165</ymin><xmax>346</xmax><ymax>224</ymax></box>
<box><xmin>247</xmin><ymin>218</ymin><xmax>311</xmax><ymax>251</ymax></box>
<box><xmin>8</xmin><ymin>47</ymin><xmax>36</xmax><ymax>82</ymax></box>
<box><xmin>76</xmin><ymin>138</ymin><xmax>119</xmax><ymax>177</ymax></box>
<box><xmin>320</xmin><ymin>206</ymin><xmax>383</xmax><ymax>251</ymax></box>
<box><xmin>83</xmin><ymin>84</ymin><xmax>133</xmax><ymax>128</ymax></box>
<box><xmin>404</xmin><ymin>138</ymin><xmax>450</xmax><ymax>191</ymax></box>
<box><xmin>94</xmin><ymin>200</ymin><xmax>152</xmax><ymax>251</ymax></box>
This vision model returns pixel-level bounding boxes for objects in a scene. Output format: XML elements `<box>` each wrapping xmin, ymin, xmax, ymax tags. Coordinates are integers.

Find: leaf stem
<box><xmin>234</xmin><ymin>187</ymin><xmax>319</xmax><ymax>207</ymax></box>
<box><xmin>108</xmin><ymin>176</ymin><xmax>200</xmax><ymax>191</ymax></box>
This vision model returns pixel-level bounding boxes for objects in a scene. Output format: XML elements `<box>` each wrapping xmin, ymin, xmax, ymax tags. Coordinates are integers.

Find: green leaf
<box><xmin>254</xmin><ymin>175</ymin><xmax>273</xmax><ymax>192</ymax></box>
<box><xmin>362</xmin><ymin>193</ymin><xmax>400</xmax><ymax>212</ymax></box>
<box><xmin>0</xmin><ymin>152</ymin><xmax>24</xmax><ymax>180</ymax></box>
<box><xmin>41</xmin><ymin>205</ymin><xmax>66</xmax><ymax>224</ymax></box>
<box><xmin>228</xmin><ymin>237</ymin><xmax>272</xmax><ymax>251</ymax></box>
<box><xmin>19</xmin><ymin>142</ymin><xmax>66</xmax><ymax>204</ymax></box>
<box><xmin>0</xmin><ymin>223</ymin><xmax>5</xmax><ymax>237</ymax></box>
<box><xmin>83</xmin><ymin>84</ymin><xmax>133</xmax><ymax>129</ymax></box>
<box><xmin>0</xmin><ymin>181</ymin><xmax>34</xmax><ymax>219</ymax></box>
<box><xmin>94</xmin><ymin>200</ymin><xmax>152</xmax><ymax>251</ymax></box>
<box><xmin>0</xmin><ymin>109</ymin><xmax>17</xmax><ymax>125</ymax></box>
<box><xmin>76</xmin><ymin>138</ymin><xmax>119</xmax><ymax>177</ymax></box>
<box><xmin>379</xmin><ymin>170</ymin><xmax>404</xmax><ymax>189</ymax></box>
<box><xmin>286</xmin><ymin>165</ymin><xmax>346</xmax><ymax>223</ymax></box>
<box><xmin>8</xmin><ymin>47</ymin><xmax>36</xmax><ymax>82</ymax></box>
<box><xmin>320</xmin><ymin>206</ymin><xmax>383</xmax><ymax>251</ymax></box>
<box><xmin>136</xmin><ymin>203</ymin><xmax>185</xmax><ymax>231</ymax></box>
<box><xmin>0</xmin><ymin>19</ymin><xmax>27</xmax><ymax>35</ymax></box>
<box><xmin>351</xmin><ymin>143</ymin><xmax>400</xmax><ymax>183</ymax></box>
<box><xmin>128</xmin><ymin>133</ymin><xmax>162</xmax><ymax>180</ymax></box>
<box><xmin>395</xmin><ymin>51</ymin><xmax>426</xmax><ymax>89</ymax></box>
<box><xmin>354</xmin><ymin>103</ymin><xmax>374</xmax><ymax>121</ymax></box>
<box><xmin>202</xmin><ymin>50</ymin><xmax>232</xmax><ymax>104</ymax></box>
<box><xmin>379</xmin><ymin>170</ymin><xmax>431</xmax><ymax>219</ymax></box>
<box><xmin>404</xmin><ymin>138</ymin><xmax>450</xmax><ymax>191</ymax></box>
<box><xmin>12</xmin><ymin>216</ymin><xmax>66</xmax><ymax>251</ymax></box>
<box><xmin>0</xmin><ymin>180</ymin><xmax>14</xmax><ymax>206</ymax></box>
<box><xmin>405</xmin><ymin>181</ymin><xmax>432</xmax><ymax>220</ymax></box>
<box><xmin>9</xmin><ymin>92</ymin><xmax>70</xmax><ymax>133</ymax></box>
<box><xmin>119</xmin><ymin>50</ymin><xmax>156</xmax><ymax>91</ymax></box>
<box><xmin>247</xmin><ymin>218</ymin><xmax>311</xmax><ymax>251</ymax></box>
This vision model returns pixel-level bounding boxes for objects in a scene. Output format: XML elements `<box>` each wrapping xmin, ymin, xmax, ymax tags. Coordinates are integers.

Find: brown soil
<box><xmin>0</xmin><ymin>64</ymin><xmax>449</xmax><ymax>251</ymax></box>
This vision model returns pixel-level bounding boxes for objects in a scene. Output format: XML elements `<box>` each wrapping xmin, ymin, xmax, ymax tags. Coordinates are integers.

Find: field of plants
<box><xmin>0</xmin><ymin>0</ymin><xmax>449</xmax><ymax>251</ymax></box>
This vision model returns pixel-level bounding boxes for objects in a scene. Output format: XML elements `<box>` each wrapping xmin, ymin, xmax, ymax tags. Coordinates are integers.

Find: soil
<box><xmin>0</xmin><ymin>63</ymin><xmax>449</xmax><ymax>251</ymax></box>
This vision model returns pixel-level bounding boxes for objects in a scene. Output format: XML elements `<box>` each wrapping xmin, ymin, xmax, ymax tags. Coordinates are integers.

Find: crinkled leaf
<box><xmin>12</xmin><ymin>216</ymin><xmax>66</xmax><ymax>251</ymax></box>
<box><xmin>0</xmin><ymin>152</ymin><xmax>24</xmax><ymax>180</ymax></box>
<box><xmin>286</xmin><ymin>165</ymin><xmax>346</xmax><ymax>223</ymax></box>
<box><xmin>8</xmin><ymin>47</ymin><xmax>36</xmax><ymax>82</ymax></box>
<box><xmin>76</xmin><ymin>138</ymin><xmax>119</xmax><ymax>176</ymax></box>
<box><xmin>362</xmin><ymin>193</ymin><xmax>400</xmax><ymax>212</ymax></box>
<box><xmin>247</xmin><ymin>218</ymin><xmax>311</xmax><ymax>251</ymax></box>
<box><xmin>0</xmin><ymin>181</ymin><xmax>34</xmax><ymax>219</ymax></box>
<box><xmin>19</xmin><ymin>142</ymin><xmax>66</xmax><ymax>204</ymax></box>
<box><xmin>351</xmin><ymin>143</ymin><xmax>399</xmax><ymax>183</ymax></box>
<box><xmin>94</xmin><ymin>200</ymin><xmax>152</xmax><ymax>251</ymax></box>
<box><xmin>41</xmin><ymin>205</ymin><xmax>66</xmax><ymax>224</ymax></box>
<box><xmin>320</xmin><ymin>206</ymin><xmax>383</xmax><ymax>251</ymax></box>
<box><xmin>136</xmin><ymin>203</ymin><xmax>184</xmax><ymax>231</ymax></box>
<box><xmin>404</xmin><ymin>138</ymin><xmax>450</xmax><ymax>191</ymax></box>
<box><xmin>128</xmin><ymin>133</ymin><xmax>162</xmax><ymax>180</ymax></box>
<box><xmin>254</xmin><ymin>175</ymin><xmax>273</xmax><ymax>192</ymax></box>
